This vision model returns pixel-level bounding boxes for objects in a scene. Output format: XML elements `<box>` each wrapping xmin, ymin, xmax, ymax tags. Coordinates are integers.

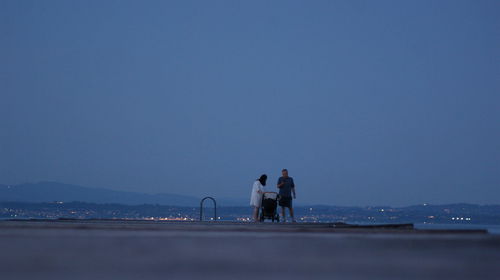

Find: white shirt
<box><xmin>250</xmin><ymin>180</ymin><xmax>265</xmax><ymax>207</ymax></box>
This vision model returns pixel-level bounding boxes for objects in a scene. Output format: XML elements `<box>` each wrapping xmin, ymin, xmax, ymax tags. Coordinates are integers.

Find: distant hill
<box><xmin>0</xmin><ymin>182</ymin><xmax>204</xmax><ymax>207</ymax></box>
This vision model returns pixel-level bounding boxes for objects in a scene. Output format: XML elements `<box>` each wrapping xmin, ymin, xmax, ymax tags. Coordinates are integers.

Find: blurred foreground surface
<box><xmin>1</xmin><ymin>220</ymin><xmax>499</xmax><ymax>280</ymax></box>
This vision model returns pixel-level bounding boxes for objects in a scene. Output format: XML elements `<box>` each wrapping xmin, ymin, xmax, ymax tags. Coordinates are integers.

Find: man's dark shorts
<box><xmin>279</xmin><ymin>196</ymin><xmax>293</xmax><ymax>208</ymax></box>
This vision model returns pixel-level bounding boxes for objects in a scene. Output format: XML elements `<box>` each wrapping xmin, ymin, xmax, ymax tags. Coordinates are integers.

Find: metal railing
<box><xmin>199</xmin><ymin>196</ymin><xmax>217</xmax><ymax>221</ymax></box>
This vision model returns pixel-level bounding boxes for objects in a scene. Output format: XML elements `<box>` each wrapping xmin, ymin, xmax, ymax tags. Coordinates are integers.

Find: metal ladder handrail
<box><xmin>199</xmin><ymin>196</ymin><xmax>217</xmax><ymax>221</ymax></box>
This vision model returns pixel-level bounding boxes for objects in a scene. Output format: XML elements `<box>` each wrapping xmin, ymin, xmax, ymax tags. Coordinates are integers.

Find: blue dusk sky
<box><xmin>1</xmin><ymin>0</ymin><xmax>499</xmax><ymax>206</ymax></box>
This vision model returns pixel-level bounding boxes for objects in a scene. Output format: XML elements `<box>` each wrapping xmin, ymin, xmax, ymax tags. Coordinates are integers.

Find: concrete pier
<box><xmin>0</xmin><ymin>220</ymin><xmax>498</xmax><ymax>280</ymax></box>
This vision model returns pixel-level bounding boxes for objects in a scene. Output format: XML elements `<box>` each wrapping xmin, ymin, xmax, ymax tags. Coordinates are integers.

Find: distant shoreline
<box><xmin>2</xmin><ymin>200</ymin><xmax>500</xmax><ymax>226</ymax></box>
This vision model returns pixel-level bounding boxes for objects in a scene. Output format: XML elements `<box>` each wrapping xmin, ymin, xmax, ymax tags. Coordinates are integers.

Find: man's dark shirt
<box><xmin>277</xmin><ymin>177</ymin><xmax>295</xmax><ymax>198</ymax></box>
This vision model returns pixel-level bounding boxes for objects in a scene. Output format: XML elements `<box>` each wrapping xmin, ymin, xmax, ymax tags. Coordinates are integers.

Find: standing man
<box><xmin>277</xmin><ymin>168</ymin><xmax>296</xmax><ymax>223</ymax></box>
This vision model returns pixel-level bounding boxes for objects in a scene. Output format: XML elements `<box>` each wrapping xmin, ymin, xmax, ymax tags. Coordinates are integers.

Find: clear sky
<box><xmin>1</xmin><ymin>0</ymin><xmax>499</xmax><ymax>206</ymax></box>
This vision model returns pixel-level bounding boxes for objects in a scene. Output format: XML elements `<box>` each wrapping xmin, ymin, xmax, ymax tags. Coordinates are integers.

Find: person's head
<box><xmin>258</xmin><ymin>174</ymin><xmax>267</xmax><ymax>186</ymax></box>
<box><xmin>282</xmin><ymin>169</ymin><xmax>289</xmax><ymax>178</ymax></box>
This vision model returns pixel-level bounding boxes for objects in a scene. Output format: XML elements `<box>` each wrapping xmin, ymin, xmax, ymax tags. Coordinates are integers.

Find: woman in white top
<box><xmin>250</xmin><ymin>174</ymin><xmax>267</xmax><ymax>222</ymax></box>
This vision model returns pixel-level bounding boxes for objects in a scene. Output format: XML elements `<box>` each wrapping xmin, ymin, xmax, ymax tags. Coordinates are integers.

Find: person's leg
<box><xmin>252</xmin><ymin>206</ymin><xmax>259</xmax><ymax>222</ymax></box>
<box><xmin>289</xmin><ymin>206</ymin><xmax>296</xmax><ymax>222</ymax></box>
<box><xmin>281</xmin><ymin>206</ymin><xmax>286</xmax><ymax>222</ymax></box>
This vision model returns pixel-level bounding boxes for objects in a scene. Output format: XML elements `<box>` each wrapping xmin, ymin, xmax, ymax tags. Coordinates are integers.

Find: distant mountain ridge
<box><xmin>0</xmin><ymin>182</ymin><xmax>206</xmax><ymax>207</ymax></box>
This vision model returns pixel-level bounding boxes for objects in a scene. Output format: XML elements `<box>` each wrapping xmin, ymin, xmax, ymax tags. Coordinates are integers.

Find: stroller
<box><xmin>259</xmin><ymin>192</ymin><xmax>280</xmax><ymax>222</ymax></box>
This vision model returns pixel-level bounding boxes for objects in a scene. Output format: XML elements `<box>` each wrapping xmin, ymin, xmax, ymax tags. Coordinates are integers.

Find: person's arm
<box><xmin>292</xmin><ymin>179</ymin><xmax>296</xmax><ymax>199</ymax></box>
<box><xmin>255</xmin><ymin>182</ymin><xmax>263</xmax><ymax>194</ymax></box>
<box><xmin>277</xmin><ymin>178</ymin><xmax>284</xmax><ymax>188</ymax></box>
